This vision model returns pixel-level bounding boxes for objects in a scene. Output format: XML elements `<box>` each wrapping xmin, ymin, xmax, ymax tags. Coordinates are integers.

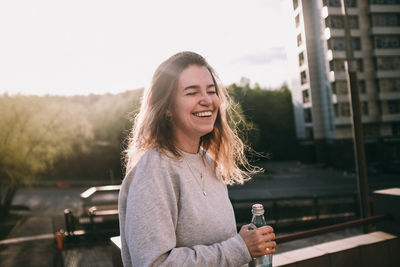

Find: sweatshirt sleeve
<box><xmin>121</xmin><ymin>152</ymin><xmax>251</xmax><ymax>267</ymax></box>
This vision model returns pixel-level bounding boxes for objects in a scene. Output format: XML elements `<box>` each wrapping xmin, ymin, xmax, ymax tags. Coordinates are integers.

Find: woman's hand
<box><xmin>239</xmin><ymin>224</ymin><xmax>276</xmax><ymax>258</ymax></box>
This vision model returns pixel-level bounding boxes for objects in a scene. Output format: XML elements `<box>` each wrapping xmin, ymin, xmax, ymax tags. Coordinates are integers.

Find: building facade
<box><xmin>286</xmin><ymin>0</ymin><xmax>400</xmax><ymax>167</ymax></box>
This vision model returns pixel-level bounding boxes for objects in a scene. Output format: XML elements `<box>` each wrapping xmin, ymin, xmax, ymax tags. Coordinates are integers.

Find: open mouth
<box><xmin>193</xmin><ymin>111</ymin><xmax>212</xmax><ymax>117</ymax></box>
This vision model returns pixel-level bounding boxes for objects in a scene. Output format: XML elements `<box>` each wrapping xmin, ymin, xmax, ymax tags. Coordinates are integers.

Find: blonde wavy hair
<box><xmin>124</xmin><ymin>51</ymin><xmax>260</xmax><ymax>185</ymax></box>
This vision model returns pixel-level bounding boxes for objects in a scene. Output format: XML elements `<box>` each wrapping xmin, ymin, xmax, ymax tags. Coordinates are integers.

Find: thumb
<box><xmin>240</xmin><ymin>224</ymin><xmax>251</xmax><ymax>231</ymax></box>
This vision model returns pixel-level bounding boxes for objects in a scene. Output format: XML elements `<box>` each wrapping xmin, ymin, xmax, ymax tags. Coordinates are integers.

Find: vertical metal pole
<box><xmin>340</xmin><ymin>0</ymin><xmax>371</xmax><ymax>232</ymax></box>
<box><xmin>64</xmin><ymin>209</ymin><xmax>71</xmax><ymax>235</ymax></box>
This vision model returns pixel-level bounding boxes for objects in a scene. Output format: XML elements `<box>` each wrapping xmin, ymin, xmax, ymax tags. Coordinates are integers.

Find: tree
<box><xmin>0</xmin><ymin>95</ymin><xmax>93</xmax><ymax>216</ymax></box>
<box><xmin>228</xmin><ymin>84</ymin><xmax>298</xmax><ymax>160</ymax></box>
<box><xmin>50</xmin><ymin>89</ymin><xmax>143</xmax><ymax>181</ymax></box>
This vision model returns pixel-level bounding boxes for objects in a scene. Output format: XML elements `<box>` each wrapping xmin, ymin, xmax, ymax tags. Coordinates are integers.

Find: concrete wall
<box><xmin>373</xmin><ymin>188</ymin><xmax>400</xmax><ymax>236</ymax></box>
<box><xmin>274</xmin><ymin>231</ymin><xmax>399</xmax><ymax>267</ymax></box>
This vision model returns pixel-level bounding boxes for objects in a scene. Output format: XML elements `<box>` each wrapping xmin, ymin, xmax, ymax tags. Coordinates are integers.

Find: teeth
<box><xmin>194</xmin><ymin>111</ymin><xmax>212</xmax><ymax>117</ymax></box>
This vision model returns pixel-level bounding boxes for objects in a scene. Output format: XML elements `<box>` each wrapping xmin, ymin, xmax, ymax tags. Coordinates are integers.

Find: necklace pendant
<box><xmin>203</xmin><ymin>191</ymin><xmax>207</xmax><ymax>196</ymax></box>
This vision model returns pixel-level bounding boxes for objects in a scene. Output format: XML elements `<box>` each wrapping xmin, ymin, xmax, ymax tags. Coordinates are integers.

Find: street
<box><xmin>229</xmin><ymin>161</ymin><xmax>400</xmax><ymax>200</ymax></box>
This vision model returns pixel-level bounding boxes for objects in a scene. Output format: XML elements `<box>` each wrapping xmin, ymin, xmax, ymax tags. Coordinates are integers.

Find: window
<box><xmin>371</xmin><ymin>0</ymin><xmax>400</xmax><ymax>4</ymax></box>
<box><xmin>295</xmin><ymin>14</ymin><xmax>300</xmax><ymax>28</ymax></box>
<box><xmin>328</xmin><ymin>16</ymin><xmax>344</xmax><ymax>28</ymax></box>
<box><xmin>376</xmin><ymin>56</ymin><xmax>400</xmax><ymax>70</ymax></box>
<box><xmin>374</xmin><ymin>35</ymin><xmax>400</xmax><ymax>49</ymax></box>
<box><xmin>345</xmin><ymin>0</ymin><xmax>357</xmax><ymax>7</ymax></box>
<box><xmin>372</xmin><ymin>14</ymin><xmax>400</xmax><ymax>27</ymax></box>
<box><xmin>356</xmin><ymin>59</ymin><xmax>363</xmax><ymax>72</ymax></box>
<box><xmin>302</xmin><ymin>89</ymin><xmax>310</xmax><ymax>103</ymax></box>
<box><xmin>349</xmin><ymin>16</ymin><xmax>359</xmax><ymax>29</ymax></box>
<box><xmin>324</xmin><ymin>0</ymin><xmax>357</xmax><ymax>7</ymax></box>
<box><xmin>393</xmin><ymin>123</ymin><xmax>400</xmax><ymax>136</ymax></box>
<box><xmin>330</xmin><ymin>59</ymin><xmax>346</xmax><ymax>72</ymax></box>
<box><xmin>330</xmin><ymin>59</ymin><xmax>362</xmax><ymax>72</ymax></box>
<box><xmin>326</xmin><ymin>15</ymin><xmax>359</xmax><ymax>29</ymax></box>
<box><xmin>359</xmin><ymin>80</ymin><xmax>366</xmax><ymax>94</ymax></box>
<box><xmin>293</xmin><ymin>0</ymin><xmax>299</xmax><ymax>10</ymax></box>
<box><xmin>334</xmin><ymin>103</ymin><xmax>339</xmax><ymax>117</ymax></box>
<box><xmin>301</xmin><ymin>71</ymin><xmax>307</xmax><ymax>85</ymax></box>
<box><xmin>362</xmin><ymin>102</ymin><xmax>369</xmax><ymax>115</ymax></box>
<box><xmin>330</xmin><ymin>38</ymin><xmax>346</xmax><ymax>51</ymax></box>
<box><xmin>331</xmin><ymin>82</ymin><xmax>337</xmax><ymax>94</ymax></box>
<box><xmin>363</xmin><ymin>124</ymin><xmax>380</xmax><ymax>138</ymax></box>
<box><xmin>352</xmin><ymin>38</ymin><xmax>361</xmax><ymax>50</ymax></box>
<box><xmin>330</xmin><ymin>37</ymin><xmax>361</xmax><ymax>51</ymax></box>
<box><xmin>297</xmin><ymin>33</ymin><xmax>303</xmax><ymax>47</ymax></box>
<box><xmin>305</xmin><ymin>127</ymin><xmax>314</xmax><ymax>139</ymax></box>
<box><xmin>388</xmin><ymin>100</ymin><xmax>400</xmax><ymax>114</ymax></box>
<box><xmin>379</xmin><ymin>79</ymin><xmax>400</xmax><ymax>92</ymax></box>
<box><xmin>304</xmin><ymin>108</ymin><xmax>312</xmax><ymax>122</ymax></box>
<box><xmin>340</xmin><ymin>102</ymin><xmax>351</xmax><ymax>116</ymax></box>
<box><xmin>336</xmin><ymin>81</ymin><xmax>348</xmax><ymax>95</ymax></box>
<box><xmin>299</xmin><ymin>52</ymin><xmax>305</xmax><ymax>66</ymax></box>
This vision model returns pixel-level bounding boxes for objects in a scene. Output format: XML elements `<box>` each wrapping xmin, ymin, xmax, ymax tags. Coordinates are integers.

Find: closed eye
<box><xmin>185</xmin><ymin>91</ymin><xmax>197</xmax><ymax>96</ymax></box>
<box><xmin>207</xmin><ymin>84</ymin><xmax>217</xmax><ymax>94</ymax></box>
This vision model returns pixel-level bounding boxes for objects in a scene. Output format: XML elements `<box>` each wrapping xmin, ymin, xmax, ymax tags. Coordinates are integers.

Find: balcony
<box><xmin>110</xmin><ymin>188</ymin><xmax>400</xmax><ymax>267</ymax></box>
<box><xmin>330</xmin><ymin>70</ymin><xmax>366</xmax><ymax>83</ymax></box>
<box><xmin>382</xmin><ymin>113</ymin><xmax>400</xmax><ymax>122</ymax></box>
<box><xmin>374</xmin><ymin>49</ymin><xmax>400</xmax><ymax>56</ymax></box>
<box><xmin>330</xmin><ymin>50</ymin><xmax>365</xmax><ymax>59</ymax></box>
<box><xmin>323</xmin><ymin>5</ymin><xmax>359</xmax><ymax>16</ymax></box>
<box><xmin>331</xmin><ymin>71</ymin><xmax>347</xmax><ymax>81</ymax></box>
<box><xmin>371</xmin><ymin>27</ymin><xmax>400</xmax><ymax>35</ymax></box>
<box><xmin>328</xmin><ymin>28</ymin><xmax>361</xmax><ymax>37</ymax></box>
<box><xmin>370</xmin><ymin>4</ymin><xmax>400</xmax><ymax>13</ymax></box>
<box><xmin>335</xmin><ymin>116</ymin><xmax>351</xmax><ymax>125</ymax></box>
<box><xmin>336</xmin><ymin>94</ymin><xmax>350</xmax><ymax>102</ymax></box>
<box><xmin>335</xmin><ymin>115</ymin><xmax>378</xmax><ymax>125</ymax></box>
<box><xmin>331</xmin><ymin>93</ymin><xmax>337</xmax><ymax>103</ymax></box>
<box><xmin>376</xmin><ymin>70</ymin><xmax>400</xmax><ymax>79</ymax></box>
<box><xmin>378</xmin><ymin>91</ymin><xmax>400</xmax><ymax>100</ymax></box>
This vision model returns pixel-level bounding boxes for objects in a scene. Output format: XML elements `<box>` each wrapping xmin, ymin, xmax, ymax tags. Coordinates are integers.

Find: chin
<box><xmin>199</xmin><ymin>128</ymin><xmax>214</xmax><ymax>137</ymax></box>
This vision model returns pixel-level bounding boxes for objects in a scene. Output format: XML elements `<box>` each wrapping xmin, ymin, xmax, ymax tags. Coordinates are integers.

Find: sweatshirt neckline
<box><xmin>179</xmin><ymin>148</ymin><xmax>205</xmax><ymax>163</ymax></box>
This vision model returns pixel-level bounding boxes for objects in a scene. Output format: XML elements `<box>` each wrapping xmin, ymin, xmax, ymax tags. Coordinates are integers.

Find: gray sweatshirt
<box><xmin>118</xmin><ymin>148</ymin><xmax>252</xmax><ymax>267</ymax></box>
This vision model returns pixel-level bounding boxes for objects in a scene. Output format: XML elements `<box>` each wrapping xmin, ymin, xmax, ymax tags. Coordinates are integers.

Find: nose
<box><xmin>199</xmin><ymin>91</ymin><xmax>212</xmax><ymax>106</ymax></box>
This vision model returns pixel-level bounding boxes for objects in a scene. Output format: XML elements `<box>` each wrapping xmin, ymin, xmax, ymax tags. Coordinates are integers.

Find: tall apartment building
<box><xmin>285</xmin><ymin>0</ymin><xmax>400</xmax><ymax>166</ymax></box>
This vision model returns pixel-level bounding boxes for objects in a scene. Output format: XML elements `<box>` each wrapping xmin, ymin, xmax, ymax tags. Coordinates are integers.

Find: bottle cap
<box><xmin>251</xmin><ymin>203</ymin><xmax>264</xmax><ymax>215</ymax></box>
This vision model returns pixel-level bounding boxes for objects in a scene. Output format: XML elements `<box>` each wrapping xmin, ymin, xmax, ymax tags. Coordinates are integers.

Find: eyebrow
<box><xmin>183</xmin><ymin>84</ymin><xmax>216</xmax><ymax>91</ymax></box>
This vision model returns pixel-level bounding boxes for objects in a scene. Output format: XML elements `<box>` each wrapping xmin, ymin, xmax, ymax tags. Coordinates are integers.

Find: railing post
<box><xmin>64</xmin><ymin>209</ymin><xmax>74</xmax><ymax>236</ymax></box>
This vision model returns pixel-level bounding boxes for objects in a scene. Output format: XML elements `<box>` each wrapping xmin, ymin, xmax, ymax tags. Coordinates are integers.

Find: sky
<box><xmin>0</xmin><ymin>0</ymin><xmax>290</xmax><ymax>96</ymax></box>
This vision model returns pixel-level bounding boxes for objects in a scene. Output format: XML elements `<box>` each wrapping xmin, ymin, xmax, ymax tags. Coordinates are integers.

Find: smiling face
<box><xmin>168</xmin><ymin>64</ymin><xmax>220</xmax><ymax>153</ymax></box>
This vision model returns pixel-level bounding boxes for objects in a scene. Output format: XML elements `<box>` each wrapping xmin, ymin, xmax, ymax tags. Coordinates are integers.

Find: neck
<box><xmin>175</xmin><ymin>140</ymin><xmax>200</xmax><ymax>154</ymax></box>
<box><xmin>173</xmin><ymin>133</ymin><xmax>200</xmax><ymax>154</ymax></box>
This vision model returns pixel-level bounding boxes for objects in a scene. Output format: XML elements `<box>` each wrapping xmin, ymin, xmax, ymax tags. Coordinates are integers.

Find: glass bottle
<box><xmin>248</xmin><ymin>204</ymin><xmax>272</xmax><ymax>267</ymax></box>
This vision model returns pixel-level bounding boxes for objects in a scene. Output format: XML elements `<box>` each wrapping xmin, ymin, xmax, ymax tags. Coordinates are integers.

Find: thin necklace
<box><xmin>183</xmin><ymin>156</ymin><xmax>207</xmax><ymax>196</ymax></box>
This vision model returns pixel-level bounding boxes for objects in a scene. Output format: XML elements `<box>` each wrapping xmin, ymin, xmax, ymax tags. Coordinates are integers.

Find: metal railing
<box><xmin>275</xmin><ymin>213</ymin><xmax>391</xmax><ymax>244</ymax></box>
<box><xmin>232</xmin><ymin>193</ymin><xmax>360</xmax><ymax>227</ymax></box>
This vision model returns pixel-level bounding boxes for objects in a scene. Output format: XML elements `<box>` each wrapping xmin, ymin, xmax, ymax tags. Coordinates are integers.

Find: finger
<box><xmin>258</xmin><ymin>232</ymin><xmax>275</xmax><ymax>243</ymax></box>
<box><xmin>254</xmin><ymin>243</ymin><xmax>275</xmax><ymax>257</ymax></box>
<box><xmin>258</xmin><ymin>225</ymin><xmax>274</xmax><ymax>233</ymax></box>
<box><xmin>267</xmin><ymin>233</ymin><xmax>276</xmax><ymax>241</ymax></box>
<box><xmin>265</xmin><ymin>241</ymin><xmax>276</xmax><ymax>249</ymax></box>
<box><xmin>240</xmin><ymin>224</ymin><xmax>250</xmax><ymax>230</ymax></box>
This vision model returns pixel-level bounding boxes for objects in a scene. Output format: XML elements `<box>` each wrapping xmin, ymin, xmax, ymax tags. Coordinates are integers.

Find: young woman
<box><xmin>119</xmin><ymin>51</ymin><xmax>276</xmax><ymax>266</ymax></box>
